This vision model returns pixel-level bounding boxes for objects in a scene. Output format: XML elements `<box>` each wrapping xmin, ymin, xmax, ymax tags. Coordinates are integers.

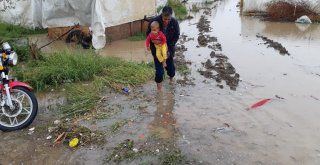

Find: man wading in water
<box><xmin>146</xmin><ymin>6</ymin><xmax>180</xmax><ymax>91</ymax></box>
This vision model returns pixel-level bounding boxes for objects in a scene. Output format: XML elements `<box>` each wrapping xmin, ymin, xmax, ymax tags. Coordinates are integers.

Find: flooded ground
<box><xmin>98</xmin><ymin>40</ymin><xmax>153</xmax><ymax>62</ymax></box>
<box><xmin>175</xmin><ymin>0</ymin><xmax>320</xmax><ymax>164</ymax></box>
<box><xmin>29</xmin><ymin>34</ymin><xmax>153</xmax><ymax>62</ymax></box>
<box><xmin>1</xmin><ymin>0</ymin><xmax>320</xmax><ymax>164</ymax></box>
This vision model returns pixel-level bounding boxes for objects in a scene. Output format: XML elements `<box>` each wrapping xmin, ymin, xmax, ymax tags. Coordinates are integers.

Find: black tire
<box><xmin>0</xmin><ymin>87</ymin><xmax>38</xmax><ymax>132</ymax></box>
<box><xmin>66</xmin><ymin>30</ymin><xmax>83</xmax><ymax>44</ymax></box>
<box><xmin>66</xmin><ymin>30</ymin><xmax>92</xmax><ymax>49</ymax></box>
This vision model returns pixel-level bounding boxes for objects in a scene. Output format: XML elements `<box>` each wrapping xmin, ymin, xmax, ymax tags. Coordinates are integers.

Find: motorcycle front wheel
<box><xmin>0</xmin><ymin>87</ymin><xmax>38</xmax><ymax>131</ymax></box>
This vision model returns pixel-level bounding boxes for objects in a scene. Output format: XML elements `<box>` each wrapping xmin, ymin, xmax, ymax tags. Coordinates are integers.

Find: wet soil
<box><xmin>257</xmin><ymin>34</ymin><xmax>290</xmax><ymax>55</ymax></box>
<box><xmin>175</xmin><ymin>35</ymin><xmax>195</xmax><ymax>86</ymax></box>
<box><xmin>2</xmin><ymin>0</ymin><xmax>320</xmax><ymax>164</ymax></box>
<box><xmin>201</xmin><ymin>57</ymin><xmax>240</xmax><ymax>90</ymax></box>
<box><xmin>196</xmin><ymin>9</ymin><xmax>240</xmax><ymax>90</ymax></box>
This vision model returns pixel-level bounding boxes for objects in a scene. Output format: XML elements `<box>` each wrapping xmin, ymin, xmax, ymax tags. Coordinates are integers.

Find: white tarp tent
<box><xmin>0</xmin><ymin>0</ymin><xmax>156</xmax><ymax>49</ymax></box>
<box><xmin>243</xmin><ymin>0</ymin><xmax>320</xmax><ymax>14</ymax></box>
<box><xmin>157</xmin><ymin>0</ymin><xmax>168</xmax><ymax>7</ymax></box>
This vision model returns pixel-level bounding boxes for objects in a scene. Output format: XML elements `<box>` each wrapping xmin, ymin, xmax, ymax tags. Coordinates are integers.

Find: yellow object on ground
<box><xmin>155</xmin><ymin>44</ymin><xmax>168</xmax><ymax>63</ymax></box>
<box><xmin>69</xmin><ymin>138</ymin><xmax>79</xmax><ymax>148</ymax></box>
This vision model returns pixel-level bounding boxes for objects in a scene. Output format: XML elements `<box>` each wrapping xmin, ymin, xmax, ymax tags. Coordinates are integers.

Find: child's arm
<box><xmin>146</xmin><ymin>34</ymin><xmax>151</xmax><ymax>49</ymax></box>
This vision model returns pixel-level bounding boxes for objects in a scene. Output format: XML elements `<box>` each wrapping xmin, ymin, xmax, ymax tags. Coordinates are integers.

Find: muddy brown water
<box><xmin>1</xmin><ymin>0</ymin><xmax>320</xmax><ymax>164</ymax></box>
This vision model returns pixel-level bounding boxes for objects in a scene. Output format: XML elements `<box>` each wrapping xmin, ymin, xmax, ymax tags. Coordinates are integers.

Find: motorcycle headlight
<box><xmin>8</xmin><ymin>52</ymin><xmax>18</xmax><ymax>66</ymax></box>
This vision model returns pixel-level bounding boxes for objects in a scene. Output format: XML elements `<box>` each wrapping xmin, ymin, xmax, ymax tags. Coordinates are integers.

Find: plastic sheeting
<box><xmin>243</xmin><ymin>0</ymin><xmax>320</xmax><ymax>14</ymax></box>
<box><xmin>157</xmin><ymin>0</ymin><xmax>168</xmax><ymax>7</ymax></box>
<box><xmin>0</xmin><ymin>0</ymin><xmax>44</xmax><ymax>28</ymax></box>
<box><xmin>0</xmin><ymin>0</ymin><xmax>156</xmax><ymax>49</ymax></box>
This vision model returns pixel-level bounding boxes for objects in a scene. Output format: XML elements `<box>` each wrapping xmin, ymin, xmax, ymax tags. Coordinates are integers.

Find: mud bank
<box><xmin>196</xmin><ymin>9</ymin><xmax>240</xmax><ymax>90</ymax></box>
<box><xmin>257</xmin><ymin>35</ymin><xmax>290</xmax><ymax>55</ymax></box>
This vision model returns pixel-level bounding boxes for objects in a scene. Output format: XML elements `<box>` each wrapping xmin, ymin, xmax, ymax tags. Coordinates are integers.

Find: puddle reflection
<box><xmin>149</xmin><ymin>91</ymin><xmax>176</xmax><ymax>141</ymax></box>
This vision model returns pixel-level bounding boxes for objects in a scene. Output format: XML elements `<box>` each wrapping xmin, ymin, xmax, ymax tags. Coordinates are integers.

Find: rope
<box><xmin>38</xmin><ymin>24</ymin><xmax>79</xmax><ymax>50</ymax></box>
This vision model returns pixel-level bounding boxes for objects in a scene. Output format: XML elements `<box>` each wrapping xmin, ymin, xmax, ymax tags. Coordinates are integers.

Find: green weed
<box><xmin>0</xmin><ymin>22</ymin><xmax>46</xmax><ymax>40</ymax></box>
<box><xmin>177</xmin><ymin>64</ymin><xmax>191</xmax><ymax>76</ymax></box>
<box><xmin>128</xmin><ymin>32</ymin><xmax>146</xmax><ymax>41</ymax></box>
<box><xmin>111</xmin><ymin>119</ymin><xmax>129</xmax><ymax>132</ymax></box>
<box><xmin>160</xmin><ymin>150</ymin><xmax>186</xmax><ymax>165</ymax></box>
<box><xmin>168</xmin><ymin>0</ymin><xmax>188</xmax><ymax>20</ymax></box>
<box><xmin>191</xmin><ymin>4</ymin><xmax>200</xmax><ymax>12</ymax></box>
<box><xmin>14</xmin><ymin>50</ymin><xmax>154</xmax><ymax>91</ymax></box>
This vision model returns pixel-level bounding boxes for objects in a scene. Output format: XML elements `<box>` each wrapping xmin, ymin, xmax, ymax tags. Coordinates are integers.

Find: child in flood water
<box><xmin>146</xmin><ymin>21</ymin><xmax>168</xmax><ymax>68</ymax></box>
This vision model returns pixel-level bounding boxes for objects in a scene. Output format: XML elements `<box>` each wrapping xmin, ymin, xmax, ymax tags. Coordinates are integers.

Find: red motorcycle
<box><xmin>0</xmin><ymin>42</ymin><xmax>38</xmax><ymax>131</ymax></box>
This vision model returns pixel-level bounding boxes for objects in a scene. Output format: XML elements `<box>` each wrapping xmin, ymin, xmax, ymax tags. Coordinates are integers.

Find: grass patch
<box><xmin>140</xmin><ymin>161</ymin><xmax>152</xmax><ymax>165</ymax></box>
<box><xmin>177</xmin><ymin>64</ymin><xmax>190</xmax><ymax>76</ymax></box>
<box><xmin>168</xmin><ymin>0</ymin><xmax>188</xmax><ymax>20</ymax></box>
<box><xmin>62</xmin><ymin>83</ymin><xmax>102</xmax><ymax>117</ymax></box>
<box><xmin>105</xmin><ymin>139</ymin><xmax>156</xmax><ymax>164</ymax></box>
<box><xmin>14</xmin><ymin>50</ymin><xmax>153</xmax><ymax>91</ymax></box>
<box><xmin>0</xmin><ymin>22</ymin><xmax>46</xmax><ymax>40</ymax></box>
<box><xmin>13</xmin><ymin>44</ymin><xmax>31</xmax><ymax>62</ymax></box>
<box><xmin>159</xmin><ymin>150</ymin><xmax>186</xmax><ymax>165</ymax></box>
<box><xmin>105</xmin><ymin>138</ymin><xmax>190</xmax><ymax>164</ymax></box>
<box><xmin>111</xmin><ymin>119</ymin><xmax>129</xmax><ymax>132</ymax></box>
<box><xmin>14</xmin><ymin>50</ymin><xmax>153</xmax><ymax>118</ymax></box>
<box><xmin>128</xmin><ymin>32</ymin><xmax>146</xmax><ymax>41</ymax></box>
<box><xmin>191</xmin><ymin>4</ymin><xmax>200</xmax><ymax>12</ymax></box>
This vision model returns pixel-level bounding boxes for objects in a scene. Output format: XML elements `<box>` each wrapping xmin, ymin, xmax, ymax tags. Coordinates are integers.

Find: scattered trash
<box><xmin>28</xmin><ymin>127</ymin><xmax>35</xmax><ymax>135</ymax></box>
<box><xmin>295</xmin><ymin>15</ymin><xmax>312</xmax><ymax>24</ymax></box>
<box><xmin>138</xmin><ymin>134</ymin><xmax>145</xmax><ymax>140</ymax></box>
<box><xmin>53</xmin><ymin>120</ymin><xmax>61</xmax><ymax>125</ymax></box>
<box><xmin>156</xmin><ymin>149</ymin><xmax>160</xmax><ymax>153</ymax></box>
<box><xmin>54</xmin><ymin>132</ymin><xmax>66</xmax><ymax>144</ymax></box>
<box><xmin>223</xmin><ymin>123</ymin><xmax>230</xmax><ymax>127</ymax></box>
<box><xmin>69</xmin><ymin>138</ymin><xmax>80</xmax><ymax>148</ymax></box>
<box><xmin>310</xmin><ymin>95</ymin><xmax>320</xmax><ymax>101</ymax></box>
<box><xmin>179</xmin><ymin>94</ymin><xmax>185</xmax><ymax>97</ymax></box>
<box><xmin>48</xmin><ymin>127</ymin><xmax>56</xmax><ymax>133</ymax></box>
<box><xmin>248</xmin><ymin>99</ymin><xmax>271</xmax><ymax>110</ymax></box>
<box><xmin>46</xmin><ymin>135</ymin><xmax>52</xmax><ymax>140</ymax></box>
<box><xmin>132</xmin><ymin>148</ymin><xmax>138</xmax><ymax>153</ymax></box>
<box><xmin>122</xmin><ymin>87</ymin><xmax>130</xmax><ymax>94</ymax></box>
<box><xmin>217</xmin><ymin>84</ymin><xmax>224</xmax><ymax>89</ymax></box>
<box><xmin>164</xmin><ymin>112</ymin><xmax>170</xmax><ymax>116</ymax></box>
<box><xmin>212</xmin><ymin>123</ymin><xmax>234</xmax><ymax>133</ymax></box>
<box><xmin>275</xmin><ymin>95</ymin><xmax>285</xmax><ymax>99</ymax></box>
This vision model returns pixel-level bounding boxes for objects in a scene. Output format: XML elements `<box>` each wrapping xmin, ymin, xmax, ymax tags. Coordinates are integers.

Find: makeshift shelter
<box><xmin>0</xmin><ymin>0</ymin><xmax>157</xmax><ymax>49</ymax></box>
